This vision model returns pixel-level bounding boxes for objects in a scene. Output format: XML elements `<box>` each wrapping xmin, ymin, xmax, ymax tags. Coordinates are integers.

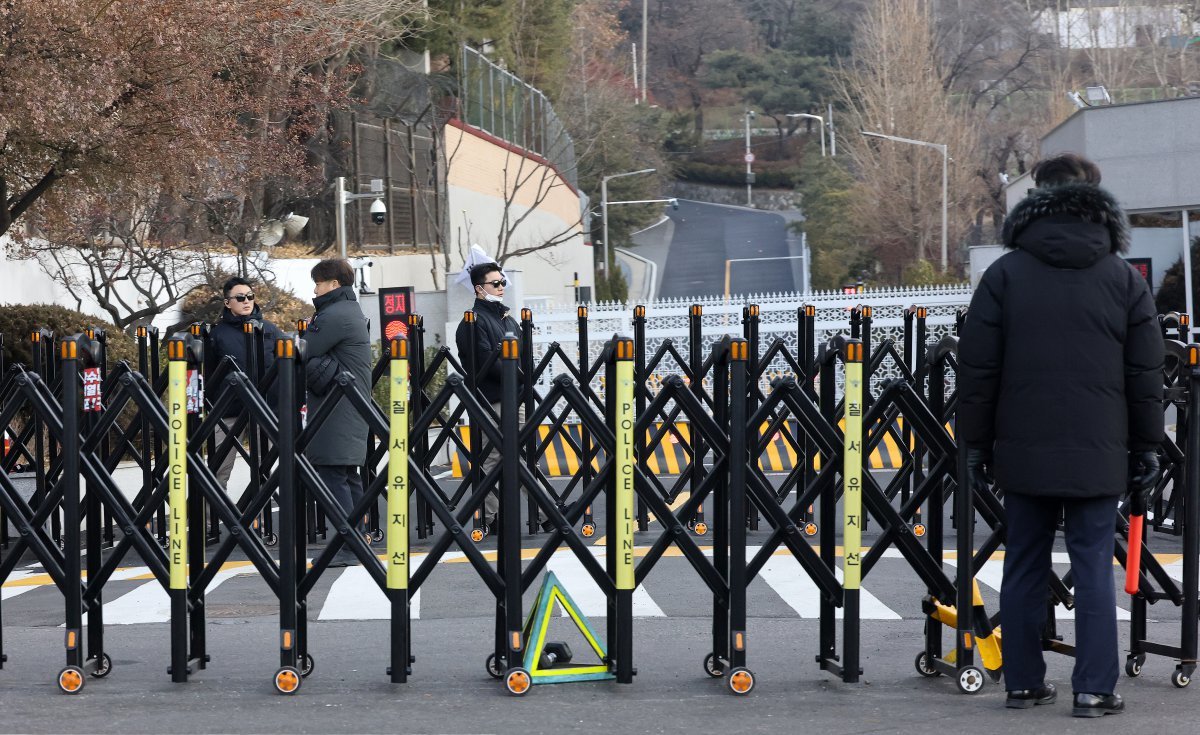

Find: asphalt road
<box><xmin>657</xmin><ymin>200</ymin><xmax>801</xmax><ymax>299</ymax></box>
<box><xmin>2</xmin><ymin>478</ymin><xmax>1197</xmax><ymax>733</ymax></box>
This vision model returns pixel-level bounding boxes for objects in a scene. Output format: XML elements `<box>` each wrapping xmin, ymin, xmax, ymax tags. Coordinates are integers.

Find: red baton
<box><xmin>1125</xmin><ymin>501</ymin><xmax>1145</xmax><ymax>596</ymax></box>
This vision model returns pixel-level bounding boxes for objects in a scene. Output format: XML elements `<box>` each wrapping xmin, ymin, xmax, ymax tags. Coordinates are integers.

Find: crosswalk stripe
<box><xmin>545</xmin><ymin>551</ymin><xmax>665</xmax><ymax>618</ymax></box>
<box><xmin>757</xmin><ymin>553</ymin><xmax>902</xmax><ymax>619</ymax></box>
<box><xmin>317</xmin><ymin>565</ymin><xmax>421</xmax><ymax>620</ymax></box>
<box><xmin>944</xmin><ymin>556</ymin><xmax>1131</xmax><ymax>621</ymax></box>
<box><xmin>97</xmin><ymin>566</ymin><xmax>255</xmax><ymax>625</ymax></box>
<box><xmin>1</xmin><ymin>571</ymin><xmax>39</xmax><ymax>601</ymax></box>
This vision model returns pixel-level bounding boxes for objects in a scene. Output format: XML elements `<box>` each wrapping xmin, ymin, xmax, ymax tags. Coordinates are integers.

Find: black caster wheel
<box><xmin>300</xmin><ymin>653</ymin><xmax>315</xmax><ymax>678</ymax></box>
<box><xmin>727</xmin><ymin>667</ymin><xmax>755</xmax><ymax>695</ymax></box>
<box><xmin>505</xmin><ymin>667</ymin><xmax>532</xmax><ymax>695</ymax></box>
<box><xmin>264</xmin><ymin>532</ymin><xmax>279</xmax><ymax>547</ymax></box>
<box><xmin>485</xmin><ymin>653</ymin><xmax>504</xmax><ymax>679</ymax></box>
<box><xmin>1172</xmin><ymin>669</ymin><xmax>1191</xmax><ymax>688</ymax></box>
<box><xmin>273</xmin><ymin>666</ymin><xmax>302</xmax><ymax>694</ymax></box>
<box><xmin>956</xmin><ymin>666</ymin><xmax>985</xmax><ymax>694</ymax></box>
<box><xmin>1125</xmin><ymin>656</ymin><xmax>1144</xmax><ymax>678</ymax></box>
<box><xmin>371</xmin><ymin>529</ymin><xmax>384</xmax><ymax>543</ymax></box>
<box><xmin>57</xmin><ymin>666</ymin><xmax>85</xmax><ymax>694</ymax></box>
<box><xmin>703</xmin><ymin>652</ymin><xmax>724</xmax><ymax>678</ymax></box>
<box><xmin>914</xmin><ymin>651</ymin><xmax>940</xmax><ymax>678</ymax></box>
<box><xmin>90</xmin><ymin>652</ymin><xmax>113</xmax><ymax>678</ymax></box>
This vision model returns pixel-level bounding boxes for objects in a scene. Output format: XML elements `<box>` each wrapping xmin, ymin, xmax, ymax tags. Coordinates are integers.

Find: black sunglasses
<box><xmin>481</xmin><ymin>279</ymin><xmax>507</xmax><ymax>288</ymax></box>
<box><xmin>226</xmin><ymin>293</ymin><xmax>255</xmax><ymax>303</ymax></box>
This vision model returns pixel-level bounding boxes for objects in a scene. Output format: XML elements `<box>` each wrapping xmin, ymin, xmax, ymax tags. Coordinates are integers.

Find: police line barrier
<box><xmin>1</xmin><ymin>299</ymin><xmax>1195</xmax><ymax>697</ymax></box>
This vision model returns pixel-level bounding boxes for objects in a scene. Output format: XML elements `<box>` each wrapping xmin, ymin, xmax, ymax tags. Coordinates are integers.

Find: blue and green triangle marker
<box><xmin>520</xmin><ymin>572</ymin><xmax>616</xmax><ymax>684</ymax></box>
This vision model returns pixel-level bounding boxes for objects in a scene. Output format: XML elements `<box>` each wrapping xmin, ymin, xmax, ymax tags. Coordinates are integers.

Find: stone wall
<box><xmin>669</xmin><ymin>181</ymin><xmax>801</xmax><ymax>211</ymax></box>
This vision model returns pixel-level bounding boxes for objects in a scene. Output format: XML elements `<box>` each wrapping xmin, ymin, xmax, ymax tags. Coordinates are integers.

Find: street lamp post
<box><xmin>786</xmin><ymin>113</ymin><xmax>826</xmax><ymax>156</ymax></box>
<box><xmin>860</xmin><ymin>131</ymin><xmax>948</xmax><ymax>271</ymax></box>
<box><xmin>600</xmin><ymin>168</ymin><xmax>656</xmax><ymax>276</ymax></box>
<box><xmin>334</xmin><ymin>176</ymin><xmax>387</xmax><ymax>259</ymax></box>
<box><xmin>744</xmin><ymin>110</ymin><xmax>756</xmax><ymax>207</ymax></box>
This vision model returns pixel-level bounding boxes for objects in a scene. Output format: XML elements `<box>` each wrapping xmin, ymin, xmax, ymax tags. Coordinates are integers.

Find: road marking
<box><xmin>546</xmin><ymin>550</ymin><xmax>664</xmax><ymax>618</ymax></box>
<box><xmin>96</xmin><ymin>566</ymin><xmax>257</xmax><ymax>625</ymax></box>
<box><xmin>945</xmin><ymin>556</ymin><xmax>1131</xmax><ymax>621</ymax></box>
<box><xmin>318</xmin><ymin>565</ymin><xmax>422</xmax><ymax>620</ymax></box>
<box><xmin>757</xmin><ymin>552</ymin><xmax>901</xmax><ymax>619</ymax></box>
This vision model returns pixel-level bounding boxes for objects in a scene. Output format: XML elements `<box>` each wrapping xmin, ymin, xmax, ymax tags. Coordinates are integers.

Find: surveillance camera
<box><xmin>370</xmin><ymin>198</ymin><xmax>386</xmax><ymax>225</ymax></box>
<box><xmin>669</xmin><ymin>198</ymin><xmax>679</xmax><ymax>210</ymax></box>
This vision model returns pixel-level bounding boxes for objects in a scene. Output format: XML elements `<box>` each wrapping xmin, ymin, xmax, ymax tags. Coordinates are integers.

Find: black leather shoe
<box><xmin>1072</xmin><ymin>692</ymin><xmax>1124</xmax><ymax>718</ymax></box>
<box><xmin>1006</xmin><ymin>683</ymin><xmax>1057</xmax><ymax>709</ymax></box>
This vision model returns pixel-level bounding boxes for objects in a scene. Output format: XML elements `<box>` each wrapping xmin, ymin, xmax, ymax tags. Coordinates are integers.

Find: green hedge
<box><xmin>675</xmin><ymin>161</ymin><xmax>802</xmax><ymax>189</ymax></box>
<box><xmin>0</xmin><ymin>304</ymin><xmax>137</xmax><ymax>369</ymax></box>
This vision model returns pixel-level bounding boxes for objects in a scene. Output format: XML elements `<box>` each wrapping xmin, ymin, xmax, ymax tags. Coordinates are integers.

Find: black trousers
<box><xmin>1000</xmin><ymin>491</ymin><xmax>1120</xmax><ymax>695</ymax></box>
<box><xmin>315</xmin><ymin>464</ymin><xmax>364</xmax><ymax>534</ymax></box>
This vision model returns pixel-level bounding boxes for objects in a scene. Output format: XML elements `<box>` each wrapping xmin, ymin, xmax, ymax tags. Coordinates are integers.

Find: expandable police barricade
<box><xmin>3</xmin><ymin>299</ymin><xmax>1199</xmax><ymax>698</ymax></box>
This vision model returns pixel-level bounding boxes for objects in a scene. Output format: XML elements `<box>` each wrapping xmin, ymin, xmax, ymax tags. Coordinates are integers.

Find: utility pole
<box><xmin>744</xmin><ymin>110</ymin><xmax>755</xmax><ymax>207</ymax></box>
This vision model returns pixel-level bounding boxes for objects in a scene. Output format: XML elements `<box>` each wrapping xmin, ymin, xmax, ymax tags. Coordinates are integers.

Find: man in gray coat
<box><xmin>305</xmin><ymin>258</ymin><xmax>372</xmax><ymax>567</ymax></box>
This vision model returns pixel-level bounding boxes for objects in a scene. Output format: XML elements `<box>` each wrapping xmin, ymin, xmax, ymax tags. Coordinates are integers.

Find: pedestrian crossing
<box><xmin>3</xmin><ymin>545</ymin><xmax>1171</xmax><ymax>628</ymax></box>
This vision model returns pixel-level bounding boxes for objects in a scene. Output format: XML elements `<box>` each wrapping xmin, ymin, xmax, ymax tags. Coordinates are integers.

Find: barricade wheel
<box><xmin>300</xmin><ymin>653</ymin><xmax>315</xmax><ymax>678</ymax></box>
<box><xmin>914</xmin><ymin>652</ymin><xmax>940</xmax><ymax>678</ymax></box>
<box><xmin>485</xmin><ymin>653</ymin><xmax>504</xmax><ymax>679</ymax></box>
<box><xmin>803</xmin><ymin>522</ymin><xmax>818</xmax><ymax>537</ymax></box>
<box><xmin>57</xmin><ymin>666</ymin><xmax>85</xmax><ymax>694</ymax></box>
<box><xmin>264</xmin><ymin>533</ymin><xmax>279</xmax><ymax>547</ymax></box>
<box><xmin>470</xmin><ymin>527</ymin><xmax>487</xmax><ymax>543</ymax></box>
<box><xmin>505</xmin><ymin>667</ymin><xmax>532</xmax><ymax>696</ymax></box>
<box><xmin>371</xmin><ymin>529</ymin><xmax>384</xmax><ymax>543</ymax></box>
<box><xmin>1171</xmin><ymin>669</ymin><xmax>1191</xmax><ymax>688</ymax></box>
<box><xmin>956</xmin><ymin>666</ymin><xmax>985</xmax><ymax>694</ymax></box>
<box><xmin>702</xmin><ymin>652</ymin><xmax>724</xmax><ymax>678</ymax></box>
<box><xmin>912</xmin><ymin>523</ymin><xmax>926</xmax><ymax>538</ymax></box>
<box><xmin>91</xmin><ymin>652</ymin><xmax>113</xmax><ymax>678</ymax></box>
<box><xmin>727</xmin><ymin>667</ymin><xmax>755</xmax><ymax>695</ymax></box>
<box><xmin>693</xmin><ymin>522</ymin><xmax>708</xmax><ymax>536</ymax></box>
<box><xmin>273</xmin><ymin>667</ymin><xmax>302</xmax><ymax>694</ymax></box>
<box><xmin>1125</xmin><ymin>656</ymin><xmax>1144</xmax><ymax>677</ymax></box>
<box><xmin>581</xmin><ymin>523</ymin><xmax>596</xmax><ymax>538</ymax></box>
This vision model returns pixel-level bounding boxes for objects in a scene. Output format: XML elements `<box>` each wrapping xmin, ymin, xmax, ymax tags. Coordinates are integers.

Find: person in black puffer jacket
<box><xmin>205</xmin><ymin>276</ymin><xmax>283</xmax><ymax>491</ymax></box>
<box><xmin>454</xmin><ymin>262</ymin><xmax>541</xmax><ymax>531</ymax></box>
<box><xmin>958</xmin><ymin>153</ymin><xmax>1163</xmax><ymax>717</ymax></box>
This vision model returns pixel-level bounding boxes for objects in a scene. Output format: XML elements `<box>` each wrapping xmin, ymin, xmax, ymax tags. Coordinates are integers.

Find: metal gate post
<box><xmin>841</xmin><ymin>339</ymin><xmax>864</xmax><ymax>683</ymax></box>
<box><xmin>728</xmin><ymin>339</ymin><xmax>750</xmax><ymax>677</ymax></box>
<box><xmin>59</xmin><ymin>336</ymin><xmax>86</xmax><ymax>692</ymax></box>
<box><xmin>165</xmin><ymin>335</ymin><xmax>191</xmax><ymax>683</ymax></box>
<box><xmin>185</xmin><ymin>328</ymin><xmax>209</xmax><ymax>669</ymax></box>
<box><xmin>498</xmin><ymin>334</ymin><xmax>525</xmax><ymax>681</ymax></box>
<box><xmin>1181</xmin><ymin>346</ymin><xmax>1200</xmax><ymax>674</ymax></box>
<box><xmin>817</xmin><ymin>346</ymin><xmax>838</xmax><ymax>667</ymax></box>
<box><xmin>520</xmin><ymin>309</ymin><xmax>537</xmax><ymax>533</ymax></box>
<box><xmin>386</xmin><ymin>338</ymin><xmax>412</xmax><ymax>683</ymax></box>
<box><xmin>743</xmin><ymin>307</ymin><xmax>760</xmax><ymax>531</ymax></box>
<box><xmin>925</xmin><ymin>350</ymin><xmax>948</xmax><ymax>664</ymax></box>
<box><xmin>407</xmin><ymin>315</ymin><xmax>431</xmax><ymax>539</ymax></box>
<box><xmin>633</xmin><ymin>306</ymin><xmax>650</xmax><ymax>532</ymax></box>
<box><xmin>274</xmin><ymin>336</ymin><xmax>302</xmax><ymax>693</ymax></box>
<box><xmin>577</xmin><ymin>306</ymin><xmax>593</xmax><ymax>534</ymax></box>
<box><xmin>711</xmin><ymin>341</ymin><xmax>730</xmax><ymax>673</ymax></box>
<box><xmin>689</xmin><ymin>305</ymin><xmax>707</xmax><ymax>532</ymax></box>
<box><xmin>611</xmin><ymin>336</ymin><xmax>636</xmax><ymax>683</ymax></box>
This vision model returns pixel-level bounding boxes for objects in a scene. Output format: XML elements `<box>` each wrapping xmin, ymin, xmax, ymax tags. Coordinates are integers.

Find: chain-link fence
<box><xmin>459</xmin><ymin>46</ymin><xmax>578</xmax><ymax>189</ymax></box>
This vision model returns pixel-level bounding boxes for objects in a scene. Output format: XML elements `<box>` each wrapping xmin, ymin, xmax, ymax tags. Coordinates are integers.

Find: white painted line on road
<box><xmin>757</xmin><ymin>553</ymin><xmax>901</xmax><ymax>619</ymax></box>
<box><xmin>944</xmin><ymin>556</ymin><xmax>1130</xmax><ymax>621</ymax></box>
<box><xmin>545</xmin><ymin>550</ymin><xmax>664</xmax><ymax>618</ymax></box>
<box><xmin>97</xmin><ymin>566</ymin><xmax>255</xmax><ymax>625</ymax></box>
<box><xmin>318</xmin><ymin>565</ymin><xmax>421</xmax><ymax>621</ymax></box>
<box><xmin>1</xmin><ymin>571</ymin><xmax>38</xmax><ymax>600</ymax></box>
<box><xmin>630</xmin><ymin>216</ymin><xmax>669</xmax><ymax>235</ymax></box>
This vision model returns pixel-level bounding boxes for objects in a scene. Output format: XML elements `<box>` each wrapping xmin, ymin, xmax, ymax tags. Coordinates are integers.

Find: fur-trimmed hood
<box><xmin>1002</xmin><ymin>183</ymin><xmax>1130</xmax><ymax>260</ymax></box>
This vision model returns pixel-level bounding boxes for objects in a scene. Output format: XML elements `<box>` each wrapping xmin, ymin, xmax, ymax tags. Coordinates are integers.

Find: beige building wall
<box><xmin>443</xmin><ymin>120</ymin><xmax>592</xmax><ymax>306</ymax></box>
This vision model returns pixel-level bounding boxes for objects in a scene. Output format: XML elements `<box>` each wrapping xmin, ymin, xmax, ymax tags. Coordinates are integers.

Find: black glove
<box><xmin>1127</xmin><ymin>450</ymin><xmax>1160</xmax><ymax>513</ymax></box>
<box><xmin>966</xmin><ymin>447</ymin><xmax>993</xmax><ymax>494</ymax></box>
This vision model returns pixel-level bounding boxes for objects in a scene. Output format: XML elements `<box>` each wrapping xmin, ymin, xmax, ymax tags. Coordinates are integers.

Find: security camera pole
<box><xmin>744</xmin><ymin>110</ymin><xmax>755</xmax><ymax>206</ymax></box>
<box><xmin>335</xmin><ymin>176</ymin><xmax>387</xmax><ymax>259</ymax></box>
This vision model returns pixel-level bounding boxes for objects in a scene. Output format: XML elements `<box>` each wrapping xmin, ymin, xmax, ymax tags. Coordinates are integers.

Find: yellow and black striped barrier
<box><xmin>448</xmin><ymin>418</ymin><xmax>949</xmax><ymax>477</ymax></box>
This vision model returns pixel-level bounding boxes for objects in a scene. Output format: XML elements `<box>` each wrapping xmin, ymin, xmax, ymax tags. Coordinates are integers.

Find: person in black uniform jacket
<box><xmin>206</xmin><ymin>277</ymin><xmax>283</xmax><ymax>491</ymax></box>
<box><xmin>958</xmin><ymin>153</ymin><xmax>1163</xmax><ymax>717</ymax></box>
<box><xmin>454</xmin><ymin>262</ymin><xmax>543</xmax><ymax>530</ymax></box>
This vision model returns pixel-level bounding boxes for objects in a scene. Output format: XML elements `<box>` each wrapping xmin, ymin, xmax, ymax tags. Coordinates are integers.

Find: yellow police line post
<box><xmin>166</xmin><ymin>336</ymin><xmax>190</xmax><ymax>683</ymax></box>
<box><xmin>387</xmin><ymin>337</ymin><xmax>411</xmax><ymax>683</ymax></box>
<box><xmin>842</xmin><ymin>339</ymin><xmax>864</xmax><ymax>683</ymax></box>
